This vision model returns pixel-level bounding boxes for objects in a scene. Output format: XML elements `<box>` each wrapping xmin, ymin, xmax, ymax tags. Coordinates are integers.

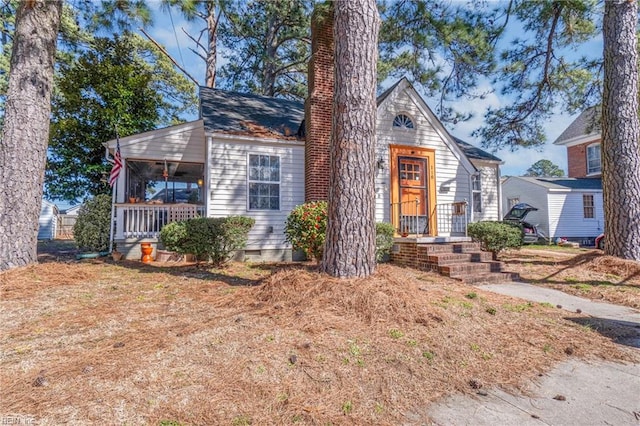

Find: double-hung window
<box><xmin>586</xmin><ymin>144</ymin><xmax>601</xmax><ymax>174</ymax></box>
<box><xmin>472</xmin><ymin>174</ymin><xmax>482</xmax><ymax>213</ymax></box>
<box><xmin>248</xmin><ymin>154</ymin><xmax>280</xmax><ymax>210</ymax></box>
<box><xmin>583</xmin><ymin>194</ymin><xmax>594</xmax><ymax>219</ymax></box>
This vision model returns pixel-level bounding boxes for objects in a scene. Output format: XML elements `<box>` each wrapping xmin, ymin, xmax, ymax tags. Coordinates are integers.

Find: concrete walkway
<box><xmin>427</xmin><ymin>282</ymin><xmax>640</xmax><ymax>425</ymax></box>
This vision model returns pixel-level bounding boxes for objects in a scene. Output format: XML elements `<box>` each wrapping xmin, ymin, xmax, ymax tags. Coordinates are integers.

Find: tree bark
<box><xmin>602</xmin><ymin>0</ymin><xmax>640</xmax><ymax>261</ymax></box>
<box><xmin>205</xmin><ymin>1</ymin><xmax>217</xmax><ymax>88</ymax></box>
<box><xmin>0</xmin><ymin>0</ymin><xmax>62</xmax><ymax>271</ymax></box>
<box><xmin>321</xmin><ymin>0</ymin><xmax>380</xmax><ymax>278</ymax></box>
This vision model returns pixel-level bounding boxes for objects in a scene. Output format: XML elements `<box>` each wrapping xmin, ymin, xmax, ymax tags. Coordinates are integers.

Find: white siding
<box><xmin>502</xmin><ymin>177</ymin><xmax>604</xmax><ymax>239</ymax></box>
<box><xmin>473</xmin><ymin>162</ymin><xmax>501</xmax><ymax>221</ymax></box>
<box><xmin>208</xmin><ymin>136</ymin><xmax>305</xmax><ymax>250</ymax></box>
<box><xmin>38</xmin><ymin>201</ymin><xmax>58</xmax><ymax>240</ymax></box>
<box><xmin>547</xmin><ymin>191</ymin><xmax>604</xmax><ymax>238</ymax></box>
<box><xmin>375</xmin><ymin>85</ymin><xmax>474</xmax><ymax>227</ymax></box>
<box><xmin>115</xmin><ymin>121</ymin><xmax>206</xmax><ymax>164</ymax></box>
<box><xmin>501</xmin><ymin>177</ymin><xmax>551</xmax><ymax>236</ymax></box>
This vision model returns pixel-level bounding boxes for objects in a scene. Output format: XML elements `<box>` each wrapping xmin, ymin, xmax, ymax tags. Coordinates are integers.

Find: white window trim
<box><xmin>582</xmin><ymin>193</ymin><xmax>595</xmax><ymax>220</ymax></box>
<box><xmin>246</xmin><ymin>153</ymin><xmax>281</xmax><ymax>211</ymax></box>
<box><xmin>586</xmin><ymin>143</ymin><xmax>601</xmax><ymax>175</ymax></box>
<box><xmin>472</xmin><ymin>174</ymin><xmax>482</xmax><ymax>213</ymax></box>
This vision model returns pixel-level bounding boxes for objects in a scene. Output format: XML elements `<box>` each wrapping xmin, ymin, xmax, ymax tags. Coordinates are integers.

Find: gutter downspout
<box><xmin>496</xmin><ymin>165</ymin><xmax>502</xmax><ymax>220</ymax></box>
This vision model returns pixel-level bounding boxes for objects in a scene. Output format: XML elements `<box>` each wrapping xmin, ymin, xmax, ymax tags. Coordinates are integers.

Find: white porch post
<box><xmin>115</xmin><ymin>158</ymin><xmax>126</xmax><ymax>239</ymax></box>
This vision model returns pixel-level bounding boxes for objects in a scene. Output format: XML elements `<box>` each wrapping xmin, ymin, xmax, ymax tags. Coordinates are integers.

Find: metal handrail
<box><xmin>434</xmin><ymin>201</ymin><xmax>468</xmax><ymax>236</ymax></box>
<box><xmin>390</xmin><ymin>198</ymin><xmax>424</xmax><ymax>236</ymax></box>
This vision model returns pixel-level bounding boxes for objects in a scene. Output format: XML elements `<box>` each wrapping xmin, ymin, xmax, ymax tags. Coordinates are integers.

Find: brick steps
<box><xmin>391</xmin><ymin>241</ymin><xmax>519</xmax><ymax>284</ymax></box>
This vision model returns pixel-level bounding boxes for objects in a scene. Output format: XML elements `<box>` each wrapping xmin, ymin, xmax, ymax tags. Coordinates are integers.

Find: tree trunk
<box><xmin>602</xmin><ymin>0</ymin><xmax>640</xmax><ymax>261</ymax></box>
<box><xmin>205</xmin><ymin>1</ymin><xmax>217</xmax><ymax>88</ymax></box>
<box><xmin>0</xmin><ymin>1</ymin><xmax>62</xmax><ymax>271</ymax></box>
<box><xmin>321</xmin><ymin>0</ymin><xmax>380</xmax><ymax>278</ymax></box>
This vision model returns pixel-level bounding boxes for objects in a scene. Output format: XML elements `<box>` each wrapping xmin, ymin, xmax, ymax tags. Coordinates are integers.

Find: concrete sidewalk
<box><xmin>427</xmin><ymin>282</ymin><xmax>640</xmax><ymax>425</ymax></box>
<box><xmin>428</xmin><ymin>359</ymin><xmax>640</xmax><ymax>425</ymax></box>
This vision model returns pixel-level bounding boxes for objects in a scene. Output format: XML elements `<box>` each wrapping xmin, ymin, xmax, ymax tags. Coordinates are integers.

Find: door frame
<box><xmin>389</xmin><ymin>145</ymin><xmax>437</xmax><ymax>236</ymax></box>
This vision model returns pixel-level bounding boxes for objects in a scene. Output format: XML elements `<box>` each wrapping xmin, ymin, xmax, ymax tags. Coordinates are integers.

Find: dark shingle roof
<box><xmin>199</xmin><ymin>87</ymin><xmax>305</xmax><ymax>138</ymax></box>
<box><xmin>554</xmin><ymin>106</ymin><xmax>601</xmax><ymax>145</ymax></box>
<box><xmin>517</xmin><ymin>176</ymin><xmax>602</xmax><ymax>190</ymax></box>
<box><xmin>199</xmin><ymin>83</ymin><xmax>501</xmax><ymax>164</ymax></box>
<box><xmin>452</xmin><ymin>137</ymin><xmax>502</xmax><ymax>162</ymax></box>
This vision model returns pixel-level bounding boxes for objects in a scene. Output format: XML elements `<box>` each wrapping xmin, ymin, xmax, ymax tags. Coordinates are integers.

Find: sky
<box><xmin>141</xmin><ymin>2</ymin><xmax>594</xmax><ymax>178</ymax></box>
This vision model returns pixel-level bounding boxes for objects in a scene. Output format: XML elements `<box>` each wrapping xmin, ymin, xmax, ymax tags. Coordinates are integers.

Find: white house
<box><xmin>38</xmin><ymin>200</ymin><xmax>59</xmax><ymax>240</ymax></box>
<box><xmin>105</xmin><ymin>78</ymin><xmax>503</xmax><ymax>260</ymax></box>
<box><xmin>502</xmin><ymin>176</ymin><xmax>603</xmax><ymax>245</ymax></box>
<box><xmin>104</xmin><ymin>11</ymin><xmax>503</xmax><ymax>261</ymax></box>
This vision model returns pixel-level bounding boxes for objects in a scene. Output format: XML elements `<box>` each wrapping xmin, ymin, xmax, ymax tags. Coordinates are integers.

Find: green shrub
<box><xmin>467</xmin><ymin>221</ymin><xmax>522</xmax><ymax>259</ymax></box>
<box><xmin>73</xmin><ymin>194</ymin><xmax>112</xmax><ymax>252</ymax></box>
<box><xmin>285</xmin><ymin>202</ymin><xmax>395</xmax><ymax>263</ymax></box>
<box><xmin>375</xmin><ymin>222</ymin><xmax>395</xmax><ymax>262</ymax></box>
<box><xmin>284</xmin><ymin>201</ymin><xmax>328</xmax><ymax>262</ymax></box>
<box><xmin>159</xmin><ymin>221</ymin><xmax>188</xmax><ymax>252</ymax></box>
<box><xmin>159</xmin><ymin>216</ymin><xmax>255</xmax><ymax>265</ymax></box>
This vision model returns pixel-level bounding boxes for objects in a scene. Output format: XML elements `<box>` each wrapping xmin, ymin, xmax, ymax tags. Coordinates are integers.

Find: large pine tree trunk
<box><xmin>602</xmin><ymin>0</ymin><xmax>640</xmax><ymax>261</ymax></box>
<box><xmin>205</xmin><ymin>1</ymin><xmax>217</xmax><ymax>88</ymax></box>
<box><xmin>0</xmin><ymin>1</ymin><xmax>62</xmax><ymax>271</ymax></box>
<box><xmin>321</xmin><ymin>0</ymin><xmax>380</xmax><ymax>278</ymax></box>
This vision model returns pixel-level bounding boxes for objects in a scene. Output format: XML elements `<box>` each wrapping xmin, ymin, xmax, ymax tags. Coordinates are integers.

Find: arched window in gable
<box><xmin>392</xmin><ymin>113</ymin><xmax>415</xmax><ymax>130</ymax></box>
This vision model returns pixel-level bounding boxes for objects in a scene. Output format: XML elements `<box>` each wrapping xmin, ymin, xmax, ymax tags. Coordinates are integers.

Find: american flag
<box><xmin>108</xmin><ymin>139</ymin><xmax>122</xmax><ymax>187</ymax></box>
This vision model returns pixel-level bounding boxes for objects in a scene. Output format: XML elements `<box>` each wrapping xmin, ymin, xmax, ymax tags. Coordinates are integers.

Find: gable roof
<box><xmin>200</xmin><ymin>87</ymin><xmax>305</xmax><ymax>138</ymax></box>
<box><xmin>376</xmin><ymin>78</ymin><xmax>500</xmax><ymax>170</ymax></box>
<box><xmin>452</xmin><ymin>137</ymin><xmax>502</xmax><ymax>163</ymax></box>
<box><xmin>554</xmin><ymin>106</ymin><xmax>601</xmax><ymax>145</ymax></box>
<box><xmin>376</xmin><ymin>79</ymin><xmax>403</xmax><ymax>106</ymax></box>
<box><xmin>506</xmin><ymin>176</ymin><xmax>602</xmax><ymax>191</ymax></box>
<box><xmin>199</xmin><ymin>80</ymin><xmax>500</xmax><ymax>166</ymax></box>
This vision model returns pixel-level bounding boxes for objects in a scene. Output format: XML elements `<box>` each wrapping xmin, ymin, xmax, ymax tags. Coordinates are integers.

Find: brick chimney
<box><xmin>304</xmin><ymin>6</ymin><xmax>334</xmax><ymax>202</ymax></box>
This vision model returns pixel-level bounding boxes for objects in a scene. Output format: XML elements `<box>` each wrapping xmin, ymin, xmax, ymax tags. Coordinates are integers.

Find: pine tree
<box><xmin>0</xmin><ymin>0</ymin><xmax>62</xmax><ymax>271</ymax></box>
<box><xmin>321</xmin><ymin>0</ymin><xmax>380</xmax><ymax>278</ymax></box>
<box><xmin>601</xmin><ymin>0</ymin><xmax>640</xmax><ymax>260</ymax></box>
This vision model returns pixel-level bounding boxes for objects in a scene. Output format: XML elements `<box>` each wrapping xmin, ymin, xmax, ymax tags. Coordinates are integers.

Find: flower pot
<box><xmin>129</xmin><ymin>197</ymin><xmax>136</xmax><ymax>204</ymax></box>
<box><xmin>140</xmin><ymin>242</ymin><xmax>153</xmax><ymax>263</ymax></box>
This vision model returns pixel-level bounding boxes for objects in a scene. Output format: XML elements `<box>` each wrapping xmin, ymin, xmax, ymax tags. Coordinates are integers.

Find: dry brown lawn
<box><xmin>501</xmin><ymin>246</ymin><xmax>640</xmax><ymax>309</ymax></box>
<box><xmin>1</xmin><ymin>242</ymin><xmax>638</xmax><ymax>425</ymax></box>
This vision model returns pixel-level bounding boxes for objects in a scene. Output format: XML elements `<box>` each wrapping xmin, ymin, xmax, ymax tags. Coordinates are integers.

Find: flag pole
<box><xmin>109</xmin><ymin>175</ymin><xmax>117</xmax><ymax>253</ymax></box>
<box><xmin>108</xmin><ymin>125</ymin><xmax>121</xmax><ymax>253</ymax></box>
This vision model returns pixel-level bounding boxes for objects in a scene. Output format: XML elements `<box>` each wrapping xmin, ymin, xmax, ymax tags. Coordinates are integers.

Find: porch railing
<box><xmin>115</xmin><ymin>203</ymin><xmax>204</xmax><ymax>239</ymax></box>
<box><xmin>434</xmin><ymin>201</ymin><xmax>468</xmax><ymax>236</ymax></box>
<box><xmin>390</xmin><ymin>198</ymin><xmax>428</xmax><ymax>236</ymax></box>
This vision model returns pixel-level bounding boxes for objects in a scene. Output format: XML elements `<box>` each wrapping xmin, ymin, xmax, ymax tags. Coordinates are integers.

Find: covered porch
<box><xmin>105</xmin><ymin>120</ymin><xmax>207</xmax><ymax>259</ymax></box>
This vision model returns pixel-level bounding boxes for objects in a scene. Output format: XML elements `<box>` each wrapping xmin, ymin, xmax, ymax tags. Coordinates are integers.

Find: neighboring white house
<box><xmin>105</xmin><ymin>79</ymin><xmax>504</xmax><ymax>260</ymax></box>
<box><xmin>502</xmin><ymin>176</ymin><xmax>603</xmax><ymax>245</ymax></box>
<box><xmin>38</xmin><ymin>200</ymin><xmax>59</xmax><ymax>240</ymax></box>
<box><xmin>63</xmin><ymin>205</ymin><xmax>82</xmax><ymax>216</ymax></box>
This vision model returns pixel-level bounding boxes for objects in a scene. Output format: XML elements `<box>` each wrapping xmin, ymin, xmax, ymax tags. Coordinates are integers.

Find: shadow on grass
<box><xmin>502</xmin><ymin>250</ymin><xmax>640</xmax><ymax>288</ymax></box>
<box><xmin>566</xmin><ymin>316</ymin><xmax>640</xmax><ymax>349</ymax></box>
<box><xmin>37</xmin><ymin>240</ymin><xmax>79</xmax><ymax>262</ymax></box>
<box><xmin>37</xmin><ymin>240</ymin><xmax>319</xmax><ymax>287</ymax></box>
